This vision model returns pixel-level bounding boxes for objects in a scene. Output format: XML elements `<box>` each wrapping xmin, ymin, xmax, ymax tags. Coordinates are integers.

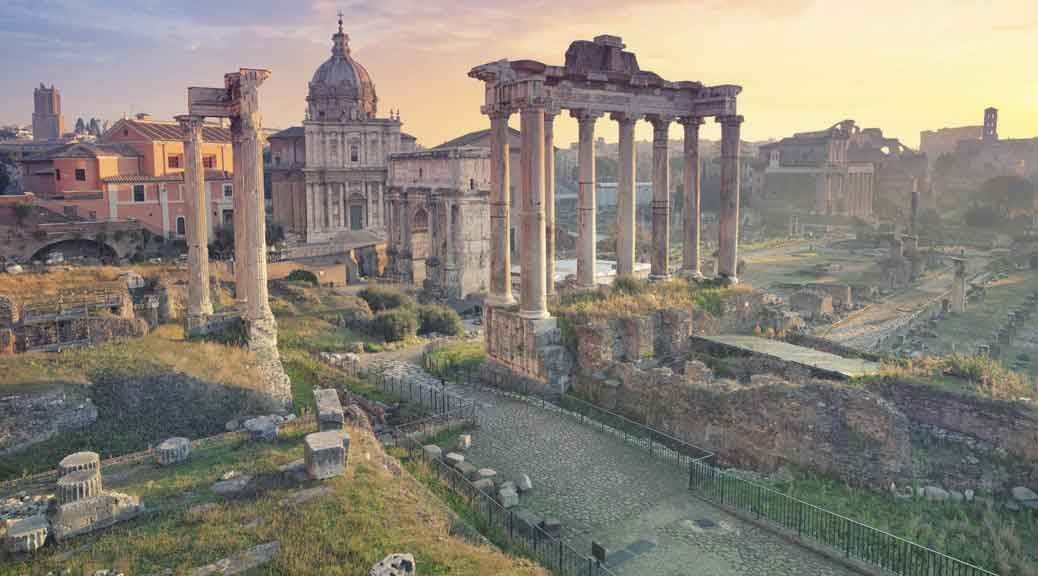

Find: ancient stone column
<box><xmin>679</xmin><ymin>116</ymin><xmax>704</xmax><ymax>278</ymax></box>
<box><xmin>231</xmin><ymin>125</ymin><xmax>249</xmax><ymax>307</ymax></box>
<box><xmin>544</xmin><ymin>110</ymin><xmax>557</xmax><ymax>296</ymax></box>
<box><xmin>519</xmin><ymin>104</ymin><xmax>548</xmax><ymax>320</ymax></box>
<box><xmin>235</xmin><ymin>69</ymin><xmax>274</xmax><ymax>325</ymax></box>
<box><xmin>572</xmin><ymin>109</ymin><xmax>600</xmax><ymax>289</ymax></box>
<box><xmin>177</xmin><ymin>114</ymin><xmax>214</xmax><ymax>320</ymax></box>
<box><xmin>717</xmin><ymin>115</ymin><xmax>743</xmax><ymax>283</ymax></box>
<box><xmin>952</xmin><ymin>257</ymin><xmax>967</xmax><ymax>313</ymax></box>
<box><xmin>613</xmin><ymin>113</ymin><xmax>637</xmax><ymax>277</ymax></box>
<box><xmin>649</xmin><ymin>116</ymin><xmax>672</xmax><ymax>281</ymax></box>
<box><xmin>487</xmin><ymin>110</ymin><xmax>515</xmax><ymax>307</ymax></box>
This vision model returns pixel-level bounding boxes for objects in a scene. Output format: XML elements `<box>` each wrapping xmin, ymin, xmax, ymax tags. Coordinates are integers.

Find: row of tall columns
<box><xmin>544</xmin><ymin>113</ymin><xmax>556</xmax><ymax>296</ymax></box>
<box><xmin>717</xmin><ymin>115</ymin><xmax>743</xmax><ymax>282</ymax></box>
<box><xmin>487</xmin><ymin>111</ymin><xmax>514</xmax><ymax>307</ymax></box>
<box><xmin>177</xmin><ymin>115</ymin><xmax>213</xmax><ymax>319</ymax></box>
<box><xmin>649</xmin><ymin>116</ymin><xmax>672</xmax><ymax>281</ymax></box>
<box><xmin>518</xmin><ymin>105</ymin><xmax>549</xmax><ymax>320</ymax></box>
<box><xmin>614</xmin><ymin>113</ymin><xmax>637</xmax><ymax>277</ymax></box>
<box><xmin>573</xmin><ymin>109</ymin><xmax>599</xmax><ymax>289</ymax></box>
<box><xmin>680</xmin><ymin>117</ymin><xmax>704</xmax><ymax>278</ymax></box>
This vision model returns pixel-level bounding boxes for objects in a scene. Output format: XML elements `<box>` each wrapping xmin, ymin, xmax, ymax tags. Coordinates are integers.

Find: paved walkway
<box><xmin>377</xmin><ymin>361</ymin><xmax>858</xmax><ymax>576</ymax></box>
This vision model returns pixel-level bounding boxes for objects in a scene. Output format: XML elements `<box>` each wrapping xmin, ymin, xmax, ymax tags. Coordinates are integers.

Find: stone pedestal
<box><xmin>304</xmin><ymin>430</ymin><xmax>349</xmax><ymax>480</ymax></box>
<box><xmin>156</xmin><ymin>437</ymin><xmax>191</xmax><ymax>466</ymax></box>
<box><xmin>58</xmin><ymin>451</ymin><xmax>100</xmax><ymax>476</ymax></box>
<box><xmin>315</xmin><ymin>388</ymin><xmax>345</xmax><ymax>431</ymax></box>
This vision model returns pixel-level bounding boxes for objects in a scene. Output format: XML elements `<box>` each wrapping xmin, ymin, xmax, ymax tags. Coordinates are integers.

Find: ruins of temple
<box><xmin>385</xmin><ymin>146</ymin><xmax>491</xmax><ymax>300</ymax></box>
<box><xmin>470</xmin><ymin>35</ymin><xmax>743</xmax><ymax>388</ymax></box>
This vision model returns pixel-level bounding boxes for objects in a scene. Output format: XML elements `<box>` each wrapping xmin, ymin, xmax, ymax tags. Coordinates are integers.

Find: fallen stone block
<box><xmin>455</xmin><ymin>461</ymin><xmax>478</xmax><ymax>481</ymax></box>
<box><xmin>514</xmin><ymin>509</ymin><xmax>543</xmax><ymax>538</ymax></box>
<box><xmin>192</xmin><ymin>540</ymin><xmax>280</xmax><ymax>575</ymax></box>
<box><xmin>499</xmin><ymin>488</ymin><xmax>519</xmax><ymax>509</ymax></box>
<box><xmin>211</xmin><ymin>474</ymin><xmax>254</xmax><ymax>496</ymax></box>
<box><xmin>314</xmin><ymin>388</ymin><xmax>345</xmax><ymax>431</ymax></box>
<box><xmin>156</xmin><ymin>437</ymin><xmax>191</xmax><ymax>466</ymax></box>
<box><xmin>277</xmin><ymin>459</ymin><xmax>308</xmax><ymax>483</ymax></box>
<box><xmin>1012</xmin><ymin>486</ymin><xmax>1038</xmax><ymax>502</ymax></box>
<box><xmin>499</xmin><ymin>481</ymin><xmax>517</xmax><ymax>494</ymax></box>
<box><xmin>477</xmin><ymin>468</ymin><xmax>497</xmax><ymax>481</ymax></box>
<box><xmin>4</xmin><ymin>514</ymin><xmax>49</xmax><ymax>553</ymax></box>
<box><xmin>58</xmin><ymin>451</ymin><xmax>100</xmax><ymax>476</ymax></box>
<box><xmin>305</xmin><ymin>430</ymin><xmax>350</xmax><ymax>480</ymax></box>
<box><xmin>540</xmin><ymin>517</ymin><xmax>562</xmax><ymax>537</ymax></box>
<box><xmin>369</xmin><ymin>552</ymin><xmax>416</xmax><ymax>575</ymax></box>
<box><xmin>444</xmin><ymin>452</ymin><xmax>464</xmax><ymax>467</ymax></box>
<box><xmin>516</xmin><ymin>474</ymin><xmax>533</xmax><ymax>493</ymax></box>
<box><xmin>472</xmin><ymin>478</ymin><xmax>495</xmax><ymax>492</ymax></box>
<box><xmin>455</xmin><ymin>434</ymin><xmax>472</xmax><ymax>451</ymax></box>
<box><xmin>52</xmin><ymin>492</ymin><xmax>143</xmax><ymax>541</ymax></box>
<box><xmin>280</xmin><ymin>486</ymin><xmax>334</xmax><ymax>507</ymax></box>
<box><xmin>243</xmin><ymin>416</ymin><xmax>279</xmax><ymax>441</ymax></box>
<box><xmin>923</xmin><ymin>486</ymin><xmax>949</xmax><ymax>502</ymax></box>
<box><xmin>422</xmin><ymin>445</ymin><xmax>442</xmax><ymax>461</ymax></box>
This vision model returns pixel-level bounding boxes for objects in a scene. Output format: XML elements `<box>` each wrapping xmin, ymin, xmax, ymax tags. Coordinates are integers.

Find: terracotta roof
<box><xmin>106</xmin><ymin>118</ymin><xmax>232</xmax><ymax>143</ymax></box>
<box><xmin>103</xmin><ymin>170</ymin><xmax>232</xmax><ymax>184</ymax></box>
<box><xmin>433</xmin><ymin>127</ymin><xmax>520</xmax><ymax>150</ymax></box>
<box><xmin>23</xmin><ymin>141</ymin><xmax>140</xmax><ymax>162</ymax></box>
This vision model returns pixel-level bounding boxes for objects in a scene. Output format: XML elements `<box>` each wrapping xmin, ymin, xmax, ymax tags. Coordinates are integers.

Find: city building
<box><xmin>268</xmin><ymin>17</ymin><xmax>417</xmax><ymax>247</ymax></box>
<box><xmin>32</xmin><ymin>84</ymin><xmax>64</xmax><ymax>141</ymax></box>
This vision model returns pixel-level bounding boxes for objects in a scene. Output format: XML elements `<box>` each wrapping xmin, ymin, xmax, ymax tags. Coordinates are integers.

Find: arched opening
<box><xmin>31</xmin><ymin>238</ymin><xmax>119</xmax><ymax>263</ymax></box>
<box><xmin>348</xmin><ymin>193</ymin><xmax>366</xmax><ymax>230</ymax></box>
<box><xmin>410</xmin><ymin>207</ymin><xmax>430</xmax><ymax>286</ymax></box>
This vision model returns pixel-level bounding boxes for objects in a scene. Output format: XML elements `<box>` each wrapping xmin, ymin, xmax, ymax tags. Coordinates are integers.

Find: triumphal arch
<box><xmin>470</xmin><ymin>35</ymin><xmax>743</xmax><ymax>387</ymax></box>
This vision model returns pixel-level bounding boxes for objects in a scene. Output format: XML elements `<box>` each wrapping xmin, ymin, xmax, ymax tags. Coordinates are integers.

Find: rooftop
<box><xmin>105</xmin><ymin>118</ymin><xmax>232</xmax><ymax>143</ymax></box>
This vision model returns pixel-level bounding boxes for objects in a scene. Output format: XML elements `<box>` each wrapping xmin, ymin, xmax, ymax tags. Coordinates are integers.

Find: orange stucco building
<box><xmin>19</xmin><ymin>115</ymin><xmax>235</xmax><ymax>238</ymax></box>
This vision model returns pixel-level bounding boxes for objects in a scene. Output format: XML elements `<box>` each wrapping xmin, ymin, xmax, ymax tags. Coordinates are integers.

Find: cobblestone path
<box><xmin>376</xmin><ymin>361</ymin><xmax>858</xmax><ymax>576</ymax></box>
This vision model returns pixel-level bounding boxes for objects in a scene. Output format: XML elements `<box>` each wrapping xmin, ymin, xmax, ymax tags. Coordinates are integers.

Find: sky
<box><xmin>2</xmin><ymin>0</ymin><xmax>1037</xmax><ymax>149</ymax></box>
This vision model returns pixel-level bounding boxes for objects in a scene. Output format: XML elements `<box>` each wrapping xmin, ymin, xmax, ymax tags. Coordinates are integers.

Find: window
<box><xmin>63</xmin><ymin>206</ymin><xmax>77</xmax><ymax>218</ymax></box>
<box><xmin>55</xmin><ymin>168</ymin><xmax>61</xmax><ymax>181</ymax></box>
<box><xmin>75</xmin><ymin>168</ymin><xmax>86</xmax><ymax>181</ymax></box>
<box><xmin>88</xmin><ymin>211</ymin><xmax>97</xmax><ymax>220</ymax></box>
<box><xmin>223</xmin><ymin>183</ymin><xmax>233</xmax><ymax>198</ymax></box>
<box><xmin>274</xmin><ymin>155</ymin><xmax>281</xmax><ymax>166</ymax></box>
<box><xmin>350</xmin><ymin>144</ymin><xmax>359</xmax><ymax>163</ymax></box>
<box><xmin>133</xmin><ymin>184</ymin><xmax>145</xmax><ymax>202</ymax></box>
<box><xmin>168</xmin><ymin>155</ymin><xmax>182</xmax><ymax>169</ymax></box>
<box><xmin>203</xmin><ymin>155</ymin><xmax>217</xmax><ymax>169</ymax></box>
<box><xmin>176</xmin><ymin>216</ymin><xmax>186</xmax><ymax>237</ymax></box>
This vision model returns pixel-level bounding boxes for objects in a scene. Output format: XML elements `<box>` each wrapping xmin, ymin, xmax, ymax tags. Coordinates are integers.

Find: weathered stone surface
<box><xmin>498</xmin><ymin>487</ymin><xmax>519</xmax><ymax>508</ymax></box>
<box><xmin>52</xmin><ymin>492</ymin><xmax>143</xmax><ymax>541</ymax></box>
<box><xmin>540</xmin><ymin>517</ymin><xmax>562</xmax><ymax>537</ymax></box>
<box><xmin>305</xmin><ymin>430</ymin><xmax>349</xmax><ymax>480</ymax></box>
<box><xmin>516</xmin><ymin>474</ymin><xmax>533</xmax><ymax>493</ymax></box>
<box><xmin>56</xmin><ymin>469</ymin><xmax>103</xmax><ymax>504</ymax></box>
<box><xmin>243</xmin><ymin>416</ymin><xmax>279</xmax><ymax>441</ymax></box>
<box><xmin>211</xmin><ymin>473</ymin><xmax>254</xmax><ymax>496</ymax></box>
<box><xmin>456</xmin><ymin>434</ymin><xmax>472</xmax><ymax>451</ymax></box>
<box><xmin>0</xmin><ymin>391</ymin><xmax>98</xmax><ymax>457</ymax></box>
<box><xmin>4</xmin><ymin>514</ymin><xmax>49</xmax><ymax>553</ymax></box>
<box><xmin>422</xmin><ymin>445</ymin><xmax>442</xmax><ymax>461</ymax></box>
<box><xmin>369</xmin><ymin>552</ymin><xmax>416</xmax><ymax>575</ymax></box>
<box><xmin>156</xmin><ymin>437</ymin><xmax>191</xmax><ymax>466</ymax></box>
<box><xmin>58</xmin><ymin>451</ymin><xmax>100</xmax><ymax>476</ymax></box>
<box><xmin>314</xmin><ymin>388</ymin><xmax>345</xmax><ymax>431</ymax></box>
<box><xmin>455</xmin><ymin>461</ymin><xmax>478</xmax><ymax>481</ymax></box>
<box><xmin>278</xmin><ymin>458</ymin><xmax>307</xmax><ymax>483</ymax></box>
<box><xmin>477</xmin><ymin>468</ymin><xmax>497</xmax><ymax>481</ymax></box>
<box><xmin>514</xmin><ymin>508</ymin><xmax>543</xmax><ymax>538</ymax></box>
<box><xmin>444</xmin><ymin>452</ymin><xmax>464</xmax><ymax>467</ymax></box>
<box><xmin>280</xmin><ymin>485</ymin><xmax>333</xmax><ymax>507</ymax></box>
<box><xmin>472</xmin><ymin>478</ymin><xmax>495</xmax><ymax>492</ymax></box>
<box><xmin>923</xmin><ymin>486</ymin><xmax>949</xmax><ymax>502</ymax></box>
<box><xmin>1012</xmin><ymin>486</ymin><xmax>1038</xmax><ymax>502</ymax></box>
<box><xmin>192</xmin><ymin>540</ymin><xmax>280</xmax><ymax>575</ymax></box>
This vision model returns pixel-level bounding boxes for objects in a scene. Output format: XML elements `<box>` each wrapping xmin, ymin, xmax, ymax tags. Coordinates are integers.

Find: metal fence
<box><xmin>391</xmin><ymin>426</ymin><xmax>615</xmax><ymax>576</ymax></box>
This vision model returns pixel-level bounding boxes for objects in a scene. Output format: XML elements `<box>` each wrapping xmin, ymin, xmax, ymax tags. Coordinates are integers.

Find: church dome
<box><xmin>307</xmin><ymin>17</ymin><xmax>377</xmax><ymax>121</ymax></box>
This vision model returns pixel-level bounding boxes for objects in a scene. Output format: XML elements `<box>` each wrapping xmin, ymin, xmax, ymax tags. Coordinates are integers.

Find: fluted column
<box><xmin>487</xmin><ymin>109</ymin><xmax>515</xmax><ymax>307</ymax></box>
<box><xmin>231</xmin><ymin>123</ymin><xmax>248</xmax><ymax>306</ymax></box>
<box><xmin>177</xmin><ymin>114</ymin><xmax>213</xmax><ymax>318</ymax></box>
<box><xmin>519</xmin><ymin>105</ymin><xmax>548</xmax><ymax>320</ymax></box>
<box><xmin>544</xmin><ymin>111</ymin><xmax>557</xmax><ymax>296</ymax></box>
<box><xmin>613</xmin><ymin>113</ymin><xmax>637</xmax><ymax>277</ymax></box>
<box><xmin>679</xmin><ymin>116</ymin><xmax>704</xmax><ymax>278</ymax></box>
<box><xmin>236</xmin><ymin>69</ymin><xmax>273</xmax><ymax>323</ymax></box>
<box><xmin>649</xmin><ymin>116</ymin><xmax>672</xmax><ymax>281</ymax></box>
<box><xmin>572</xmin><ymin>109</ymin><xmax>600</xmax><ymax>289</ymax></box>
<box><xmin>717</xmin><ymin>114</ymin><xmax>743</xmax><ymax>283</ymax></box>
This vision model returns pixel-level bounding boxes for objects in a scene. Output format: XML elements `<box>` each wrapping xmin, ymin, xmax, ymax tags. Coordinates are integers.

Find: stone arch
<box><xmin>30</xmin><ymin>238</ymin><xmax>119</xmax><ymax>263</ymax></box>
<box><xmin>348</xmin><ymin>192</ymin><xmax>366</xmax><ymax>230</ymax></box>
<box><xmin>412</xmin><ymin>207</ymin><xmax>429</xmax><ymax>233</ymax></box>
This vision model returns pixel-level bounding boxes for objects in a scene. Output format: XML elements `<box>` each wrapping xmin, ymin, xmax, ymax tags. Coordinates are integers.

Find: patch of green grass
<box><xmin>423</xmin><ymin>341</ymin><xmax>486</xmax><ymax>380</ymax></box>
<box><xmin>552</xmin><ymin>277</ymin><xmax>741</xmax><ymax>320</ymax></box>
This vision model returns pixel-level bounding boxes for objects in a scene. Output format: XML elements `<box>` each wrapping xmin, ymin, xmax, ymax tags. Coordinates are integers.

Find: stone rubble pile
<box><xmin>369</xmin><ymin>552</ymin><xmax>416</xmax><ymax>575</ymax></box>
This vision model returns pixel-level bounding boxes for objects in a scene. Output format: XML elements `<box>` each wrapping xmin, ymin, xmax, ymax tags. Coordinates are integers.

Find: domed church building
<box><xmin>268</xmin><ymin>16</ymin><xmax>417</xmax><ymax>245</ymax></box>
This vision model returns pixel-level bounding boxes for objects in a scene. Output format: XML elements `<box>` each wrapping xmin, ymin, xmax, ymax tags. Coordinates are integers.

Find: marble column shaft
<box><xmin>519</xmin><ymin>105</ymin><xmax>548</xmax><ymax>319</ymax></box>
<box><xmin>231</xmin><ymin>126</ymin><xmax>249</xmax><ymax>306</ymax></box>
<box><xmin>488</xmin><ymin>111</ymin><xmax>515</xmax><ymax>306</ymax></box>
<box><xmin>178</xmin><ymin>115</ymin><xmax>213</xmax><ymax>318</ymax></box>
<box><xmin>649</xmin><ymin>116</ymin><xmax>672</xmax><ymax>281</ymax></box>
<box><xmin>613</xmin><ymin>113</ymin><xmax>637</xmax><ymax>277</ymax></box>
<box><xmin>680</xmin><ymin>117</ymin><xmax>704</xmax><ymax>277</ymax></box>
<box><xmin>237</xmin><ymin>70</ymin><xmax>273</xmax><ymax>323</ymax></box>
<box><xmin>544</xmin><ymin>112</ymin><xmax>556</xmax><ymax>296</ymax></box>
<box><xmin>573</xmin><ymin>110</ymin><xmax>599</xmax><ymax>289</ymax></box>
<box><xmin>718</xmin><ymin>115</ymin><xmax>743</xmax><ymax>282</ymax></box>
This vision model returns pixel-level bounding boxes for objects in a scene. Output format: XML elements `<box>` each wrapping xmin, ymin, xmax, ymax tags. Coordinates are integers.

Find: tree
<box><xmin>12</xmin><ymin>203</ymin><xmax>32</xmax><ymax>226</ymax></box>
<box><xmin>89</xmin><ymin>118</ymin><xmax>102</xmax><ymax>137</ymax></box>
<box><xmin>0</xmin><ymin>127</ymin><xmax>16</xmax><ymax>140</ymax></box>
<box><xmin>74</xmin><ymin>118</ymin><xmax>86</xmax><ymax>134</ymax></box>
<box><xmin>981</xmin><ymin>175</ymin><xmax>1035</xmax><ymax>216</ymax></box>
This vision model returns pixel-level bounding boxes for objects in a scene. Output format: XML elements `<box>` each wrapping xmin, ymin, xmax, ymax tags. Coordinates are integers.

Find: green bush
<box><xmin>359</xmin><ymin>285</ymin><xmax>414</xmax><ymax>312</ymax></box>
<box><xmin>286</xmin><ymin>268</ymin><xmax>319</xmax><ymax>285</ymax></box>
<box><xmin>612</xmin><ymin>275</ymin><xmax>644</xmax><ymax>295</ymax></box>
<box><xmin>369</xmin><ymin>308</ymin><xmax>418</xmax><ymax>342</ymax></box>
<box><xmin>417</xmin><ymin>304</ymin><xmax>464</xmax><ymax>336</ymax></box>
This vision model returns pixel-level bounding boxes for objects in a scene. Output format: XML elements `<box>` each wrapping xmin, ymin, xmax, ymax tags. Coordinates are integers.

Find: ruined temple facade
<box><xmin>385</xmin><ymin>146</ymin><xmax>491</xmax><ymax>299</ymax></box>
<box><xmin>757</xmin><ymin>120</ymin><xmax>927</xmax><ymax>219</ymax></box>
<box><xmin>268</xmin><ymin>17</ymin><xmax>417</xmax><ymax>244</ymax></box>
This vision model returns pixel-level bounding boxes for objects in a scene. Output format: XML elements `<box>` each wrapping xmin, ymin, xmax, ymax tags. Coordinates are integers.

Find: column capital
<box><xmin>678</xmin><ymin>116</ymin><xmax>706</xmax><ymax>127</ymax></box>
<box><xmin>717</xmin><ymin>114</ymin><xmax>745</xmax><ymax>127</ymax></box>
<box><xmin>569</xmin><ymin>108</ymin><xmax>603</xmax><ymax>123</ymax></box>
<box><xmin>484</xmin><ymin>105</ymin><xmax>513</xmax><ymax>120</ymax></box>
<box><xmin>646</xmin><ymin>114</ymin><xmax>675</xmax><ymax>130</ymax></box>
<box><xmin>175</xmin><ymin>114</ymin><xmax>206</xmax><ymax>131</ymax></box>
<box><xmin>610</xmin><ymin>111</ymin><xmax>641</xmax><ymax>125</ymax></box>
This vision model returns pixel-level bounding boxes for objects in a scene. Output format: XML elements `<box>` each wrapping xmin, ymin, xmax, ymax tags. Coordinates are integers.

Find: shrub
<box><xmin>337</xmin><ymin>299</ymin><xmax>374</xmax><ymax>329</ymax></box>
<box><xmin>369</xmin><ymin>308</ymin><xmax>418</xmax><ymax>342</ymax></box>
<box><xmin>417</xmin><ymin>304</ymin><xmax>463</xmax><ymax>336</ymax></box>
<box><xmin>359</xmin><ymin>285</ymin><xmax>414</xmax><ymax>312</ymax></box>
<box><xmin>286</xmin><ymin>269</ymin><xmax>319</xmax><ymax>285</ymax></box>
<box><xmin>612</xmin><ymin>275</ymin><xmax>644</xmax><ymax>295</ymax></box>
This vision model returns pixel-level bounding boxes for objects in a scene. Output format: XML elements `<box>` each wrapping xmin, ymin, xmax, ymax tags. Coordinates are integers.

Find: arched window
<box><xmin>413</xmin><ymin>207</ymin><xmax>429</xmax><ymax>233</ymax></box>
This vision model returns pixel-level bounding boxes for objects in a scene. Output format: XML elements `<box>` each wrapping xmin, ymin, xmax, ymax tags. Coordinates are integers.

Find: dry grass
<box><xmin>0</xmin><ymin>265</ymin><xmax>187</xmax><ymax>298</ymax></box>
<box><xmin>553</xmin><ymin>276</ymin><xmax>748</xmax><ymax>321</ymax></box>
<box><xmin>877</xmin><ymin>354</ymin><xmax>1037</xmax><ymax>400</ymax></box>
<box><xmin>0</xmin><ymin>421</ymin><xmax>548</xmax><ymax>575</ymax></box>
